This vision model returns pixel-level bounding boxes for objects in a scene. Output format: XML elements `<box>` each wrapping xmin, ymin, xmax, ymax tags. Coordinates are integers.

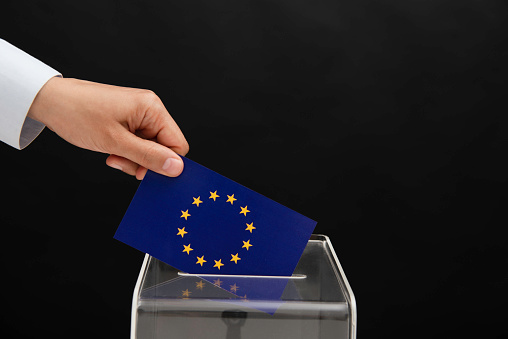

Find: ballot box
<box><xmin>131</xmin><ymin>234</ymin><xmax>356</xmax><ymax>339</ymax></box>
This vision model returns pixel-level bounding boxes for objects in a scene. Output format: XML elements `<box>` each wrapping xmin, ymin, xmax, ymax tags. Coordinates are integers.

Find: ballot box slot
<box><xmin>178</xmin><ymin>272</ymin><xmax>307</xmax><ymax>279</ymax></box>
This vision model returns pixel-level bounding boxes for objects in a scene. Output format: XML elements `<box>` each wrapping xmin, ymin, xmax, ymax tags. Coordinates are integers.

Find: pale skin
<box><xmin>27</xmin><ymin>77</ymin><xmax>189</xmax><ymax>179</ymax></box>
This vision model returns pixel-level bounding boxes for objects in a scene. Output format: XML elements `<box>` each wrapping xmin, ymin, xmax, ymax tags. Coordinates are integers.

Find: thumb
<box><xmin>115</xmin><ymin>131</ymin><xmax>184</xmax><ymax>177</ymax></box>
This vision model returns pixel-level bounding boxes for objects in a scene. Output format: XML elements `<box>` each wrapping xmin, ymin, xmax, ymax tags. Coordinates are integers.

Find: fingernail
<box><xmin>162</xmin><ymin>157</ymin><xmax>183</xmax><ymax>176</ymax></box>
<box><xmin>110</xmin><ymin>163</ymin><xmax>123</xmax><ymax>171</ymax></box>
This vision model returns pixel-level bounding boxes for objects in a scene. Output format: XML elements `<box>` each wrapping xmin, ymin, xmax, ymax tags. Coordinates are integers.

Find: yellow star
<box><xmin>242</xmin><ymin>240</ymin><xmax>253</xmax><ymax>251</ymax></box>
<box><xmin>177</xmin><ymin>227</ymin><xmax>188</xmax><ymax>238</ymax></box>
<box><xmin>213</xmin><ymin>278</ymin><xmax>223</xmax><ymax>287</ymax></box>
<box><xmin>182</xmin><ymin>289</ymin><xmax>191</xmax><ymax>297</ymax></box>
<box><xmin>213</xmin><ymin>259</ymin><xmax>224</xmax><ymax>270</ymax></box>
<box><xmin>192</xmin><ymin>196</ymin><xmax>203</xmax><ymax>207</ymax></box>
<box><xmin>245</xmin><ymin>222</ymin><xmax>256</xmax><ymax>233</ymax></box>
<box><xmin>180</xmin><ymin>209</ymin><xmax>191</xmax><ymax>220</ymax></box>
<box><xmin>226</xmin><ymin>194</ymin><xmax>237</xmax><ymax>205</ymax></box>
<box><xmin>239</xmin><ymin>206</ymin><xmax>250</xmax><ymax>216</ymax></box>
<box><xmin>230</xmin><ymin>253</ymin><xmax>241</xmax><ymax>264</ymax></box>
<box><xmin>196</xmin><ymin>255</ymin><xmax>207</xmax><ymax>266</ymax></box>
<box><xmin>209</xmin><ymin>191</ymin><xmax>220</xmax><ymax>201</ymax></box>
<box><xmin>195</xmin><ymin>281</ymin><xmax>205</xmax><ymax>290</ymax></box>
<box><xmin>182</xmin><ymin>244</ymin><xmax>193</xmax><ymax>255</ymax></box>
<box><xmin>230</xmin><ymin>283</ymin><xmax>239</xmax><ymax>293</ymax></box>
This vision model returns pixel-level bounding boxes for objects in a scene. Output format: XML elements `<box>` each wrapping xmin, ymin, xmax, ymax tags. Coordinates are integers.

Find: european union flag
<box><xmin>114</xmin><ymin>157</ymin><xmax>316</xmax><ymax>276</ymax></box>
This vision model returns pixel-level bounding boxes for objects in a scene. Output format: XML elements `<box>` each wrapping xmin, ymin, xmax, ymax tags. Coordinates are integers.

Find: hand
<box><xmin>28</xmin><ymin>77</ymin><xmax>189</xmax><ymax>179</ymax></box>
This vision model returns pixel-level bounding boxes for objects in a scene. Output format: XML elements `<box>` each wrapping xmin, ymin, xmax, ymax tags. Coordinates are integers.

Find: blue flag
<box><xmin>114</xmin><ymin>157</ymin><xmax>316</xmax><ymax>276</ymax></box>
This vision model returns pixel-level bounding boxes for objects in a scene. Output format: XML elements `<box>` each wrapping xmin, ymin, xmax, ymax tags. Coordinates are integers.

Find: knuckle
<box><xmin>180</xmin><ymin>140</ymin><xmax>190</xmax><ymax>155</ymax></box>
<box><xmin>138</xmin><ymin>89</ymin><xmax>161</xmax><ymax>107</ymax></box>
<box><xmin>140</xmin><ymin>142</ymin><xmax>159</xmax><ymax>166</ymax></box>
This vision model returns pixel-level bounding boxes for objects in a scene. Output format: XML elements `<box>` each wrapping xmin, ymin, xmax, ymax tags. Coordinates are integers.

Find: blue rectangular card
<box><xmin>114</xmin><ymin>157</ymin><xmax>317</xmax><ymax>276</ymax></box>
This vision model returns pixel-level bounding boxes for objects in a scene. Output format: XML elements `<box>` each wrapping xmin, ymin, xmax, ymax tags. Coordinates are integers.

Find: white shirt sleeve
<box><xmin>0</xmin><ymin>38</ymin><xmax>61</xmax><ymax>150</ymax></box>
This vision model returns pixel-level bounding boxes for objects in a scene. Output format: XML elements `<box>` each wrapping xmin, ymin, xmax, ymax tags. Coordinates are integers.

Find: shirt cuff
<box><xmin>0</xmin><ymin>39</ymin><xmax>61</xmax><ymax>150</ymax></box>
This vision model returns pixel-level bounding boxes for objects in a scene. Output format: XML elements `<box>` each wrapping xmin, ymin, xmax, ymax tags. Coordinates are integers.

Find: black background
<box><xmin>1</xmin><ymin>0</ymin><xmax>507</xmax><ymax>338</ymax></box>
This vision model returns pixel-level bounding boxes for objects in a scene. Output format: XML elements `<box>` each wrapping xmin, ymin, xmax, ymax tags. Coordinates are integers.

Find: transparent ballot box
<box><xmin>131</xmin><ymin>234</ymin><xmax>357</xmax><ymax>339</ymax></box>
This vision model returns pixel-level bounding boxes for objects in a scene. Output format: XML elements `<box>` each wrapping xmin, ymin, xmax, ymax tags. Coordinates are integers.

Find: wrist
<box><xmin>27</xmin><ymin>76</ymin><xmax>64</xmax><ymax>128</ymax></box>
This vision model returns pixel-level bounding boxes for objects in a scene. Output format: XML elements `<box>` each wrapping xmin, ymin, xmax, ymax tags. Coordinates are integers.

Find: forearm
<box><xmin>0</xmin><ymin>38</ymin><xmax>60</xmax><ymax>149</ymax></box>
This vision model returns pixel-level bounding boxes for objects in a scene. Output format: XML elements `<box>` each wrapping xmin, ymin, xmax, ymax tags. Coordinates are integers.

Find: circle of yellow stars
<box><xmin>176</xmin><ymin>191</ymin><xmax>256</xmax><ymax>270</ymax></box>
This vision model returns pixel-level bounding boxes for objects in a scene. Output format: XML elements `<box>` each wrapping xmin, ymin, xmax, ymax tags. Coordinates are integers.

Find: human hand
<box><xmin>28</xmin><ymin>77</ymin><xmax>189</xmax><ymax>179</ymax></box>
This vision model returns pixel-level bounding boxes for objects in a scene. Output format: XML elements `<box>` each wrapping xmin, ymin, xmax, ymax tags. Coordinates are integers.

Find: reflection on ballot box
<box><xmin>131</xmin><ymin>235</ymin><xmax>356</xmax><ymax>339</ymax></box>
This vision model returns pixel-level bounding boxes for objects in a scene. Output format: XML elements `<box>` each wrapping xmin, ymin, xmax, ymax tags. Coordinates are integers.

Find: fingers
<box><xmin>132</xmin><ymin>91</ymin><xmax>189</xmax><ymax>156</ymax></box>
<box><xmin>106</xmin><ymin>155</ymin><xmax>150</xmax><ymax>180</ymax></box>
<box><xmin>106</xmin><ymin>90</ymin><xmax>189</xmax><ymax>180</ymax></box>
<box><xmin>135</xmin><ymin>166</ymin><xmax>148</xmax><ymax>180</ymax></box>
<box><xmin>106</xmin><ymin>154</ymin><xmax>148</xmax><ymax>180</ymax></box>
<box><xmin>156</xmin><ymin>114</ymin><xmax>190</xmax><ymax>156</ymax></box>
<box><xmin>106</xmin><ymin>154</ymin><xmax>139</xmax><ymax>176</ymax></box>
<box><xmin>112</xmin><ymin>131</ymin><xmax>184</xmax><ymax>178</ymax></box>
